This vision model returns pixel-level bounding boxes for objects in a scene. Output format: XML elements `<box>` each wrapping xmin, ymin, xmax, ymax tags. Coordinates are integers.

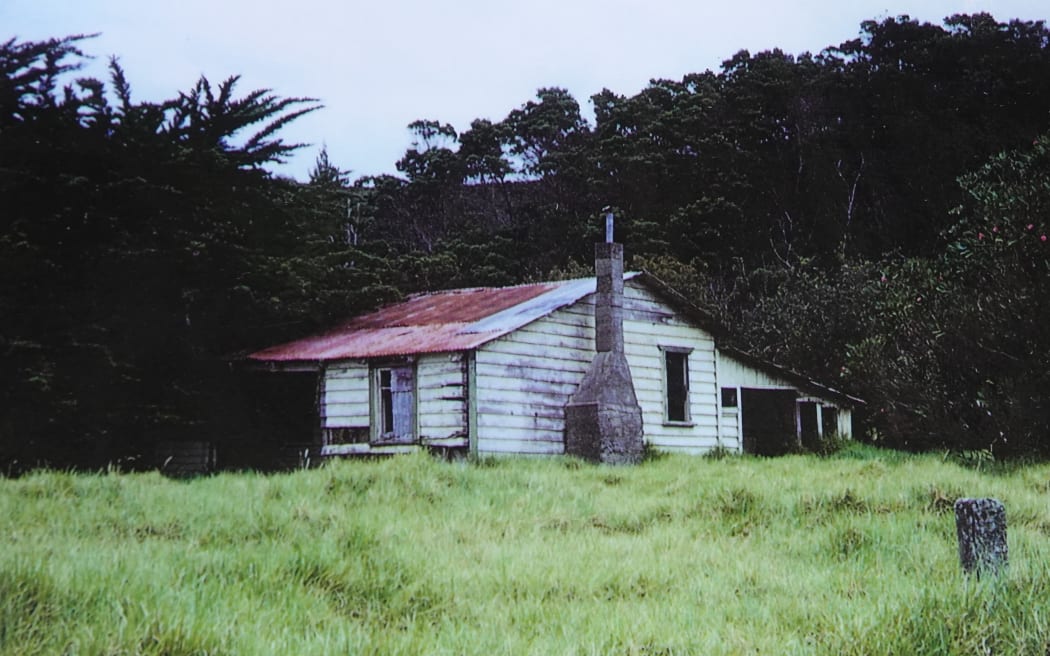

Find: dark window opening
<box><xmin>665</xmin><ymin>350</ymin><xmax>690</xmax><ymax>422</ymax></box>
<box><xmin>721</xmin><ymin>387</ymin><xmax>738</xmax><ymax>408</ymax></box>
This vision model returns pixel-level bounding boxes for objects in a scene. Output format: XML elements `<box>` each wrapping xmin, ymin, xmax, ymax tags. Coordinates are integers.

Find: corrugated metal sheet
<box><xmin>248</xmin><ymin>278</ymin><xmax>616</xmax><ymax>362</ymax></box>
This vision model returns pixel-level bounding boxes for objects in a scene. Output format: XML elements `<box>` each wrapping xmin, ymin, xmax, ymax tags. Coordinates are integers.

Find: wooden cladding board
<box><xmin>720</xmin><ymin>408</ymin><xmax>742</xmax><ymax>450</ymax></box>
<box><xmin>624</xmin><ymin>284</ymin><xmax>719</xmax><ymax>452</ymax></box>
<box><xmin>718</xmin><ymin>353</ymin><xmax>797</xmax><ymax>389</ymax></box>
<box><xmin>835</xmin><ymin>409</ymin><xmax>853</xmax><ymax>439</ymax></box>
<box><xmin>475</xmin><ymin>280</ymin><xmax>720</xmax><ymax>456</ymax></box>
<box><xmin>416</xmin><ymin>352</ymin><xmax>467</xmax><ymax>441</ymax></box>
<box><xmin>322</xmin><ymin>361</ymin><xmax>369</xmax><ymax>429</ymax></box>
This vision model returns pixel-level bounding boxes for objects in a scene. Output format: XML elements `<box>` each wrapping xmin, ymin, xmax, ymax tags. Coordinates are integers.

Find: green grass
<box><xmin>2</xmin><ymin>443</ymin><xmax>1050</xmax><ymax>655</ymax></box>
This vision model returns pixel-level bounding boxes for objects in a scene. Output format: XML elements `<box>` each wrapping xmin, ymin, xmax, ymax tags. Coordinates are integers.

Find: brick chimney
<box><xmin>564</xmin><ymin>213</ymin><xmax>645</xmax><ymax>464</ymax></box>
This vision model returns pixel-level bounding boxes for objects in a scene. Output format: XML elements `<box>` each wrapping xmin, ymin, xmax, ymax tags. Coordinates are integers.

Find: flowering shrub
<box><xmin>744</xmin><ymin>133</ymin><xmax>1050</xmax><ymax>455</ymax></box>
<box><xmin>906</xmin><ymin>132</ymin><xmax>1050</xmax><ymax>455</ymax></box>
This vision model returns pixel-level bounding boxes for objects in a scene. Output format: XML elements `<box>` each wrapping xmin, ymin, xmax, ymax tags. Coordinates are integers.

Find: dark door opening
<box><xmin>798</xmin><ymin>401</ymin><xmax>820</xmax><ymax>450</ymax></box>
<box><xmin>233</xmin><ymin>370</ymin><xmax>320</xmax><ymax>468</ymax></box>
<box><xmin>741</xmin><ymin>388</ymin><xmax>798</xmax><ymax>456</ymax></box>
<box><xmin>822</xmin><ymin>406</ymin><xmax>839</xmax><ymax>437</ymax></box>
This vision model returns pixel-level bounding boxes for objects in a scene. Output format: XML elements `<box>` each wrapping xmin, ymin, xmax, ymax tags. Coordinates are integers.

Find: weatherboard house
<box><xmin>248</xmin><ymin>238</ymin><xmax>858</xmax><ymax>460</ymax></box>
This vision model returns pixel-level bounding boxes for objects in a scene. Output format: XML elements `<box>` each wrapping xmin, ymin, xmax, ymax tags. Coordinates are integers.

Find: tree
<box><xmin>935</xmin><ymin>131</ymin><xmax>1050</xmax><ymax>454</ymax></box>
<box><xmin>501</xmin><ymin>87</ymin><xmax>590</xmax><ymax>179</ymax></box>
<box><xmin>0</xmin><ymin>35</ymin><xmax>358</xmax><ymax>469</ymax></box>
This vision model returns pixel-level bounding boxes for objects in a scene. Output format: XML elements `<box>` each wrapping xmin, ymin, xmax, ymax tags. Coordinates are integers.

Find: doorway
<box><xmin>741</xmin><ymin>388</ymin><xmax>798</xmax><ymax>456</ymax></box>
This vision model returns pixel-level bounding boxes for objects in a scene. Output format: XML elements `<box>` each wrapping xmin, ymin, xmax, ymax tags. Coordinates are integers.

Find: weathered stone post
<box><xmin>954</xmin><ymin>498</ymin><xmax>1007</xmax><ymax>577</ymax></box>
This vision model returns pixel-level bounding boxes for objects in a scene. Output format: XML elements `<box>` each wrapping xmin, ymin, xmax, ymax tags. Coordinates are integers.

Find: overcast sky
<box><xmin>4</xmin><ymin>1</ymin><xmax>1047</xmax><ymax>181</ymax></box>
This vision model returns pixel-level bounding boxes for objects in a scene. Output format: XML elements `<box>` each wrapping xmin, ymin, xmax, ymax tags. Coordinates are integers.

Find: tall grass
<box><xmin>2</xmin><ymin>444</ymin><xmax>1049</xmax><ymax>654</ymax></box>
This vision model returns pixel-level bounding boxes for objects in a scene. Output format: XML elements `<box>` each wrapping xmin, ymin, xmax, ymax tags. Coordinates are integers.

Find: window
<box><xmin>373</xmin><ymin>364</ymin><xmax>415</xmax><ymax>443</ymax></box>
<box><xmin>663</xmin><ymin>348</ymin><xmax>691</xmax><ymax>423</ymax></box>
<box><xmin>721</xmin><ymin>387</ymin><xmax>738</xmax><ymax>408</ymax></box>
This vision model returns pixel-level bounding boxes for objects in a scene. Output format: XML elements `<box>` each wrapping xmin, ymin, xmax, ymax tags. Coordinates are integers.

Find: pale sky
<box><xmin>4</xmin><ymin>1</ymin><xmax>1047</xmax><ymax>181</ymax></box>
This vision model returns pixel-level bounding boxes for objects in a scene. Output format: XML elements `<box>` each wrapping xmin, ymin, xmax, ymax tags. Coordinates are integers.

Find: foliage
<box><xmin>5</xmin><ymin>13</ymin><xmax>1050</xmax><ymax>464</ymax></box>
<box><xmin>807</xmin><ymin>431</ymin><xmax>849</xmax><ymax>457</ymax></box>
<box><xmin>809</xmin><ymin>133</ymin><xmax>1050</xmax><ymax>455</ymax></box>
<box><xmin>0</xmin><ymin>35</ymin><xmax>362</xmax><ymax>468</ymax></box>
<box><xmin>3</xmin><ymin>452</ymin><xmax>1050</xmax><ymax>654</ymax></box>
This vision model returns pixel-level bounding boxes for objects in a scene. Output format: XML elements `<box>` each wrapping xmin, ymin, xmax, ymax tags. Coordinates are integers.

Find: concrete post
<box><xmin>954</xmin><ymin>497</ymin><xmax>1008</xmax><ymax>577</ymax></box>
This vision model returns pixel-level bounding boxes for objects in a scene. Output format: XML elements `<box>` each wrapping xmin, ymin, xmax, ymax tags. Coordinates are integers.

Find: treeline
<box><xmin>3</xmin><ymin>14</ymin><xmax>1050</xmax><ymax>469</ymax></box>
<box><xmin>0</xmin><ymin>35</ymin><xmax>397</xmax><ymax>469</ymax></box>
<box><xmin>353</xmin><ymin>13</ymin><xmax>1050</xmax><ymax>455</ymax></box>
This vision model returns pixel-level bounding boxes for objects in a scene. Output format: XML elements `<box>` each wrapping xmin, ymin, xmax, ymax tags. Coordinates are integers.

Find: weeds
<box><xmin>1</xmin><ymin>448</ymin><xmax>1050</xmax><ymax>654</ymax></box>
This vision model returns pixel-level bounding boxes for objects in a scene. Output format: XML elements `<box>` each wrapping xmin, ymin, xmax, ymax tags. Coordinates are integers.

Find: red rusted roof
<box><xmin>248</xmin><ymin>279</ymin><xmax>573</xmax><ymax>362</ymax></box>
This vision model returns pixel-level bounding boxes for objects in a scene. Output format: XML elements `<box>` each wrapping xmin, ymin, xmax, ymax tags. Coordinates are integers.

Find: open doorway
<box><xmin>741</xmin><ymin>388</ymin><xmax>798</xmax><ymax>456</ymax></box>
<box><xmin>232</xmin><ymin>370</ymin><xmax>320</xmax><ymax>468</ymax></box>
<box><xmin>798</xmin><ymin>401</ymin><xmax>820</xmax><ymax>450</ymax></box>
<box><xmin>822</xmin><ymin>406</ymin><xmax>839</xmax><ymax>437</ymax></box>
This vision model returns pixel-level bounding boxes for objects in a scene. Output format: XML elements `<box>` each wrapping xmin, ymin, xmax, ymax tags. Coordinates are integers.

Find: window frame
<box><xmin>369</xmin><ymin>360</ymin><xmax>417</xmax><ymax>444</ymax></box>
<box><xmin>661</xmin><ymin>346</ymin><xmax>693</xmax><ymax>426</ymax></box>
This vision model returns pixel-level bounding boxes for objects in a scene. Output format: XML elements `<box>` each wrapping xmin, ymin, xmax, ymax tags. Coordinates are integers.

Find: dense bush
<box><xmin>4</xmin><ymin>14</ymin><xmax>1050</xmax><ymax>465</ymax></box>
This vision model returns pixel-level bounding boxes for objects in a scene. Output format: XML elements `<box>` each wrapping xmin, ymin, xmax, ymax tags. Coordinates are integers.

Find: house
<box><xmin>247</xmin><ymin>240</ymin><xmax>859</xmax><ymax>460</ymax></box>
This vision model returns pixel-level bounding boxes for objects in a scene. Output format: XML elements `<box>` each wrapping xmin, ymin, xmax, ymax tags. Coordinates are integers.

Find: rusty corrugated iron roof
<box><xmin>248</xmin><ymin>276</ymin><xmax>631</xmax><ymax>362</ymax></box>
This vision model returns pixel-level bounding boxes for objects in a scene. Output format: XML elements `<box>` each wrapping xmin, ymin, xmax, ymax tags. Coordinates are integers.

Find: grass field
<box><xmin>2</xmin><ymin>444</ymin><xmax>1050</xmax><ymax>655</ymax></box>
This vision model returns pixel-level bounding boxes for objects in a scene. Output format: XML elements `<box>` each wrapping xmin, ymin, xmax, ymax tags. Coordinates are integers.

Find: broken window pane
<box><xmin>379</xmin><ymin>369</ymin><xmax>394</xmax><ymax>434</ymax></box>
<box><xmin>375</xmin><ymin>365</ymin><xmax>415</xmax><ymax>443</ymax></box>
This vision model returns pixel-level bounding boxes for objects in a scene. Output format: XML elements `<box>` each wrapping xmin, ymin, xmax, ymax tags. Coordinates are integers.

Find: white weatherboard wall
<box><xmin>416</xmin><ymin>352</ymin><xmax>468</xmax><ymax>443</ymax></box>
<box><xmin>837</xmin><ymin>409</ymin><xmax>852</xmax><ymax>439</ymax></box>
<box><xmin>719</xmin><ymin>404</ymin><xmax>742</xmax><ymax>452</ymax></box>
<box><xmin>623</xmin><ymin>284</ymin><xmax>719</xmax><ymax>454</ymax></box>
<box><xmin>322</xmin><ymin>361</ymin><xmax>370</xmax><ymax>431</ymax></box>
<box><xmin>474</xmin><ymin>299</ymin><xmax>591</xmax><ymax>455</ymax></box>
<box><xmin>718</xmin><ymin>355</ymin><xmax>796</xmax><ymax>390</ymax></box>
<box><xmin>474</xmin><ymin>279</ymin><xmax>721</xmax><ymax>456</ymax></box>
<box><xmin>315</xmin><ymin>279</ymin><xmax>853</xmax><ymax>456</ymax></box>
